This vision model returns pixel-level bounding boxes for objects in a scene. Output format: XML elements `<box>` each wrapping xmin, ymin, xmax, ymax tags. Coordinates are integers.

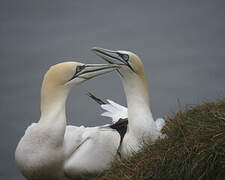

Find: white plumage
<box><xmin>91</xmin><ymin>47</ymin><xmax>166</xmax><ymax>157</ymax></box>
<box><xmin>101</xmin><ymin>99</ymin><xmax>128</xmax><ymax>123</ymax></box>
<box><xmin>15</xmin><ymin>62</ymin><xmax>121</xmax><ymax>180</ymax></box>
<box><xmin>100</xmin><ymin>99</ymin><xmax>165</xmax><ymax>131</ymax></box>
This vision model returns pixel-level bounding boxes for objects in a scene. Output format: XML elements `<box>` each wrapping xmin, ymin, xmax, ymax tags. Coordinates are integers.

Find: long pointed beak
<box><xmin>91</xmin><ymin>47</ymin><xmax>135</xmax><ymax>73</ymax></box>
<box><xmin>91</xmin><ymin>47</ymin><xmax>125</xmax><ymax>65</ymax></box>
<box><xmin>78</xmin><ymin>63</ymin><xmax>119</xmax><ymax>80</ymax></box>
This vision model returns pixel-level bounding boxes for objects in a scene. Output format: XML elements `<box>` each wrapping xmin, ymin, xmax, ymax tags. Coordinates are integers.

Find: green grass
<box><xmin>90</xmin><ymin>99</ymin><xmax>225</xmax><ymax>180</ymax></box>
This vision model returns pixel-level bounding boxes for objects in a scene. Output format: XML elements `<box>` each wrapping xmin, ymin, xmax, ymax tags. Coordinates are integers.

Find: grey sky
<box><xmin>0</xmin><ymin>1</ymin><xmax>225</xmax><ymax>179</ymax></box>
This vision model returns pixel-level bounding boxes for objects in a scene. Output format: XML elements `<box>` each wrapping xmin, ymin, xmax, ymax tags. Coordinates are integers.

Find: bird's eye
<box><xmin>122</xmin><ymin>54</ymin><xmax>129</xmax><ymax>61</ymax></box>
<box><xmin>76</xmin><ymin>65</ymin><xmax>85</xmax><ymax>73</ymax></box>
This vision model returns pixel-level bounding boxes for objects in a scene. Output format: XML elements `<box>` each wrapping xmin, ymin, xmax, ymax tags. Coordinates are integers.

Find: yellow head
<box><xmin>40</xmin><ymin>61</ymin><xmax>118</xmax><ymax>113</ymax></box>
<box><xmin>91</xmin><ymin>47</ymin><xmax>146</xmax><ymax>81</ymax></box>
<box><xmin>42</xmin><ymin>61</ymin><xmax>119</xmax><ymax>88</ymax></box>
<box><xmin>91</xmin><ymin>47</ymin><xmax>149</xmax><ymax>102</ymax></box>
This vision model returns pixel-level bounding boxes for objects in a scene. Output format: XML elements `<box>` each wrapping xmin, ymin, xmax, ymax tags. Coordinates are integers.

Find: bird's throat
<box><xmin>39</xmin><ymin>83</ymin><xmax>69</xmax><ymax>125</ymax></box>
<box><xmin>122</xmin><ymin>75</ymin><xmax>154</xmax><ymax>131</ymax></box>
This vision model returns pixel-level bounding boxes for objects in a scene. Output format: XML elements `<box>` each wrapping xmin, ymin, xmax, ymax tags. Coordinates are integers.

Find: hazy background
<box><xmin>0</xmin><ymin>0</ymin><xmax>225</xmax><ymax>179</ymax></box>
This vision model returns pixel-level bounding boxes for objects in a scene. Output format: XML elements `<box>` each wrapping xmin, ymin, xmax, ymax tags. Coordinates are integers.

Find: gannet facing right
<box><xmin>15</xmin><ymin>62</ymin><xmax>121</xmax><ymax>180</ymax></box>
<box><xmin>91</xmin><ymin>47</ymin><xmax>165</xmax><ymax>157</ymax></box>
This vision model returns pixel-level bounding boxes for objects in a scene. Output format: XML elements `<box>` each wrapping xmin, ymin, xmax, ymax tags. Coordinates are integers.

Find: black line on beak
<box><xmin>68</xmin><ymin>65</ymin><xmax>115</xmax><ymax>82</ymax></box>
<box><xmin>93</xmin><ymin>49</ymin><xmax>135</xmax><ymax>73</ymax></box>
<box><xmin>94</xmin><ymin>49</ymin><xmax>124</xmax><ymax>64</ymax></box>
<box><xmin>79</xmin><ymin>66</ymin><xmax>114</xmax><ymax>76</ymax></box>
<box><xmin>126</xmin><ymin>63</ymin><xmax>135</xmax><ymax>73</ymax></box>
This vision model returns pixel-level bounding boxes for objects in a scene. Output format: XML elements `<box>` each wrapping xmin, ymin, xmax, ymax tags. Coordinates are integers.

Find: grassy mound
<box><xmin>91</xmin><ymin>99</ymin><xmax>225</xmax><ymax>180</ymax></box>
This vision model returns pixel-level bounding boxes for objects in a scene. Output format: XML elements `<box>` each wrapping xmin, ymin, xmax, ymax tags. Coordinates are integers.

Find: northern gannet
<box><xmin>90</xmin><ymin>47</ymin><xmax>165</xmax><ymax>157</ymax></box>
<box><xmin>15</xmin><ymin>62</ymin><xmax>121</xmax><ymax>180</ymax></box>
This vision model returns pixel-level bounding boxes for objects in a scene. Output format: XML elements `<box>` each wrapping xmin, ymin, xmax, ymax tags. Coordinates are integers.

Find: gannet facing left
<box><xmin>91</xmin><ymin>47</ymin><xmax>165</xmax><ymax>157</ymax></box>
<box><xmin>15</xmin><ymin>62</ymin><xmax>121</xmax><ymax>180</ymax></box>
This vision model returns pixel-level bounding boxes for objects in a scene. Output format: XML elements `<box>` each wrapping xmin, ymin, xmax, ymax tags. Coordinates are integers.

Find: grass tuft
<box><xmin>90</xmin><ymin>99</ymin><xmax>225</xmax><ymax>180</ymax></box>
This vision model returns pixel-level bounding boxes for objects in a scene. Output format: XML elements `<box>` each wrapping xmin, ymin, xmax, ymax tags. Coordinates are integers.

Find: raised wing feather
<box><xmin>87</xmin><ymin>92</ymin><xmax>128</xmax><ymax>123</ymax></box>
<box><xmin>100</xmin><ymin>100</ymin><xmax>128</xmax><ymax>123</ymax></box>
<box><xmin>87</xmin><ymin>92</ymin><xmax>165</xmax><ymax>131</ymax></box>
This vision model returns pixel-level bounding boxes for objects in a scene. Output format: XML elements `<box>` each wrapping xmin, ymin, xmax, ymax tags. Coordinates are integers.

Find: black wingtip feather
<box><xmin>110</xmin><ymin>118</ymin><xmax>128</xmax><ymax>146</ymax></box>
<box><xmin>87</xmin><ymin>92</ymin><xmax>106</xmax><ymax>105</ymax></box>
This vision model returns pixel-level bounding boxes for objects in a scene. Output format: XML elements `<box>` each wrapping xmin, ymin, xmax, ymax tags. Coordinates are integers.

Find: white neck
<box><xmin>40</xmin><ymin>86</ymin><xmax>69</xmax><ymax>120</ymax></box>
<box><xmin>39</xmin><ymin>83</ymin><xmax>70</xmax><ymax>144</ymax></box>
<box><xmin>121</xmin><ymin>73</ymin><xmax>156</xmax><ymax>137</ymax></box>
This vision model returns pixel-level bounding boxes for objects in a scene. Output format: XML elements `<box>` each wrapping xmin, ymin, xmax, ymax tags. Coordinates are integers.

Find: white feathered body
<box><xmin>15</xmin><ymin>123</ymin><xmax>120</xmax><ymax>180</ymax></box>
<box><xmin>90</xmin><ymin>47</ymin><xmax>166</xmax><ymax>158</ymax></box>
<box><xmin>98</xmin><ymin>98</ymin><xmax>165</xmax><ymax>157</ymax></box>
<box><xmin>15</xmin><ymin>62</ymin><xmax>121</xmax><ymax>180</ymax></box>
<box><xmin>15</xmin><ymin>123</ymin><xmax>67</xmax><ymax>180</ymax></box>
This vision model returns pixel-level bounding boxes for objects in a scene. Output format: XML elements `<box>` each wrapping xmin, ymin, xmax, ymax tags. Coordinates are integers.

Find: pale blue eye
<box><xmin>122</xmin><ymin>54</ymin><xmax>129</xmax><ymax>61</ymax></box>
<box><xmin>76</xmin><ymin>65</ymin><xmax>85</xmax><ymax>73</ymax></box>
